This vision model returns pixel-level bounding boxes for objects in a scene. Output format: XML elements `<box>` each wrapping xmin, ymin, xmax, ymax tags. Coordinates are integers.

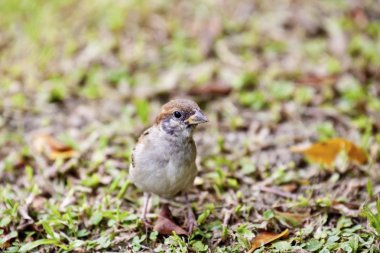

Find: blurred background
<box><xmin>1</xmin><ymin>0</ymin><xmax>380</xmax><ymax>251</ymax></box>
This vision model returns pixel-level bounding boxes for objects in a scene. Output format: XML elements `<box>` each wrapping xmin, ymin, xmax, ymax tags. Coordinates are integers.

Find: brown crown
<box><xmin>155</xmin><ymin>99</ymin><xmax>200</xmax><ymax>124</ymax></box>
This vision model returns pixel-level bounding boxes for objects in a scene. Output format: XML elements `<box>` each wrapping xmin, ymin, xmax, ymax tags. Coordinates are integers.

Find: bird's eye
<box><xmin>173</xmin><ymin>111</ymin><xmax>182</xmax><ymax>118</ymax></box>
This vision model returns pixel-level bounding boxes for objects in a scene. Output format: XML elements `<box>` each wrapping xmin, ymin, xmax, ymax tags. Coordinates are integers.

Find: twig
<box><xmin>257</xmin><ymin>186</ymin><xmax>297</xmax><ymax>199</ymax></box>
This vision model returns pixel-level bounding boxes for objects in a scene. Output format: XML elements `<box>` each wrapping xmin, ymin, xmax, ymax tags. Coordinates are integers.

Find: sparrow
<box><xmin>129</xmin><ymin>99</ymin><xmax>208</xmax><ymax>232</ymax></box>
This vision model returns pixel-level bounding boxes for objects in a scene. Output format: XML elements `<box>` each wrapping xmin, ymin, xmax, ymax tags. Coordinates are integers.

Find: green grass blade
<box><xmin>19</xmin><ymin>239</ymin><xmax>68</xmax><ymax>252</ymax></box>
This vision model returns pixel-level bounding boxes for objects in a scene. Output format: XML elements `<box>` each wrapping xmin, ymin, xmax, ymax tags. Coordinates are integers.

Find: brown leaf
<box><xmin>157</xmin><ymin>203</ymin><xmax>173</xmax><ymax>220</ymax></box>
<box><xmin>153</xmin><ymin>205</ymin><xmax>188</xmax><ymax>236</ymax></box>
<box><xmin>248</xmin><ymin>229</ymin><xmax>289</xmax><ymax>252</ymax></box>
<box><xmin>290</xmin><ymin>138</ymin><xmax>367</xmax><ymax>165</ymax></box>
<box><xmin>274</xmin><ymin>211</ymin><xmax>309</xmax><ymax>227</ymax></box>
<box><xmin>188</xmin><ymin>82</ymin><xmax>232</xmax><ymax>96</ymax></box>
<box><xmin>32</xmin><ymin>133</ymin><xmax>77</xmax><ymax>160</ymax></box>
<box><xmin>279</xmin><ymin>183</ymin><xmax>298</xmax><ymax>193</ymax></box>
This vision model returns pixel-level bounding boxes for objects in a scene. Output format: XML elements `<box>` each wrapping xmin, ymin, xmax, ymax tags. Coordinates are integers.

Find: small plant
<box><xmin>362</xmin><ymin>199</ymin><xmax>380</xmax><ymax>236</ymax></box>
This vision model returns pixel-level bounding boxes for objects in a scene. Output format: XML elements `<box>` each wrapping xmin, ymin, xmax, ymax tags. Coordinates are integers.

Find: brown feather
<box><xmin>155</xmin><ymin>99</ymin><xmax>200</xmax><ymax>124</ymax></box>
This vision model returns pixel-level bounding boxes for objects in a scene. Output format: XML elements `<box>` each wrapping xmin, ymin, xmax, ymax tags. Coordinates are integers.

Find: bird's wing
<box><xmin>131</xmin><ymin>128</ymin><xmax>151</xmax><ymax>168</ymax></box>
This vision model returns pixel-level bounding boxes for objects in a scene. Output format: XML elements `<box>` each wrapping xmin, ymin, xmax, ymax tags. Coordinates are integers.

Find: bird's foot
<box><xmin>187</xmin><ymin>218</ymin><xmax>197</xmax><ymax>234</ymax></box>
<box><xmin>186</xmin><ymin>208</ymin><xmax>197</xmax><ymax>234</ymax></box>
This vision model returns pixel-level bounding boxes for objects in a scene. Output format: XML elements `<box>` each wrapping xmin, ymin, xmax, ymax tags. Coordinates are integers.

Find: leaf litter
<box><xmin>0</xmin><ymin>0</ymin><xmax>379</xmax><ymax>252</ymax></box>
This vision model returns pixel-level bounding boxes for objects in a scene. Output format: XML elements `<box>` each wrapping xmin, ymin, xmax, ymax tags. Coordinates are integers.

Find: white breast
<box><xmin>129</xmin><ymin>126</ymin><xmax>197</xmax><ymax>198</ymax></box>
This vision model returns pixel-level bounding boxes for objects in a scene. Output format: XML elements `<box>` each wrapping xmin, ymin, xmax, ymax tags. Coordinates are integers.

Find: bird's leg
<box><xmin>185</xmin><ymin>193</ymin><xmax>197</xmax><ymax>234</ymax></box>
<box><xmin>141</xmin><ymin>192</ymin><xmax>152</xmax><ymax>227</ymax></box>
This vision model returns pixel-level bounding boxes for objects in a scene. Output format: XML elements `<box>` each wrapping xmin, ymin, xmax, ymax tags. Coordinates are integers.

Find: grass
<box><xmin>363</xmin><ymin>199</ymin><xmax>380</xmax><ymax>237</ymax></box>
<box><xmin>1</xmin><ymin>0</ymin><xmax>380</xmax><ymax>252</ymax></box>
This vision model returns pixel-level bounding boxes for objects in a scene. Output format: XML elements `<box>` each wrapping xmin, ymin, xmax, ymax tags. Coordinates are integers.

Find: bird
<box><xmin>129</xmin><ymin>99</ymin><xmax>208</xmax><ymax>233</ymax></box>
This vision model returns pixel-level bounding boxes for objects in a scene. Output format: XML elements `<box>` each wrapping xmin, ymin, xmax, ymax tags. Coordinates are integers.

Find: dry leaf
<box><xmin>290</xmin><ymin>138</ymin><xmax>367</xmax><ymax>165</ymax></box>
<box><xmin>248</xmin><ymin>229</ymin><xmax>289</xmax><ymax>253</ymax></box>
<box><xmin>153</xmin><ymin>205</ymin><xmax>188</xmax><ymax>236</ymax></box>
<box><xmin>188</xmin><ymin>82</ymin><xmax>232</xmax><ymax>96</ymax></box>
<box><xmin>158</xmin><ymin>203</ymin><xmax>173</xmax><ymax>220</ymax></box>
<box><xmin>279</xmin><ymin>183</ymin><xmax>298</xmax><ymax>193</ymax></box>
<box><xmin>32</xmin><ymin>134</ymin><xmax>77</xmax><ymax>160</ymax></box>
<box><xmin>275</xmin><ymin>211</ymin><xmax>309</xmax><ymax>227</ymax></box>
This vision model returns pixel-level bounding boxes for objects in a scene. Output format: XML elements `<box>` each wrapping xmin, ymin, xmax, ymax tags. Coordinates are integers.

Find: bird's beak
<box><xmin>186</xmin><ymin>110</ymin><xmax>208</xmax><ymax>125</ymax></box>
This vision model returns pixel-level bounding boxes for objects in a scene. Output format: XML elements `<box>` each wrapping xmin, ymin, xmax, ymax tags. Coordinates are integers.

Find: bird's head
<box><xmin>155</xmin><ymin>99</ymin><xmax>208</xmax><ymax>138</ymax></box>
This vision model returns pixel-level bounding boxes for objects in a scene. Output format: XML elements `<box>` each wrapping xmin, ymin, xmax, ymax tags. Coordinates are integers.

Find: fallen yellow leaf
<box><xmin>290</xmin><ymin>138</ymin><xmax>367</xmax><ymax>165</ymax></box>
<box><xmin>32</xmin><ymin>133</ymin><xmax>77</xmax><ymax>160</ymax></box>
<box><xmin>247</xmin><ymin>229</ymin><xmax>289</xmax><ymax>253</ymax></box>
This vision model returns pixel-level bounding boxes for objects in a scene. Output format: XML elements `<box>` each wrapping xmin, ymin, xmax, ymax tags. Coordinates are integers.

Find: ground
<box><xmin>1</xmin><ymin>0</ymin><xmax>380</xmax><ymax>252</ymax></box>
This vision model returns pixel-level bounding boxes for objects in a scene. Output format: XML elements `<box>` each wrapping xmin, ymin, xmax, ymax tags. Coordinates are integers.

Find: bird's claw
<box><xmin>187</xmin><ymin>218</ymin><xmax>197</xmax><ymax>234</ymax></box>
<box><xmin>186</xmin><ymin>208</ymin><xmax>197</xmax><ymax>234</ymax></box>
